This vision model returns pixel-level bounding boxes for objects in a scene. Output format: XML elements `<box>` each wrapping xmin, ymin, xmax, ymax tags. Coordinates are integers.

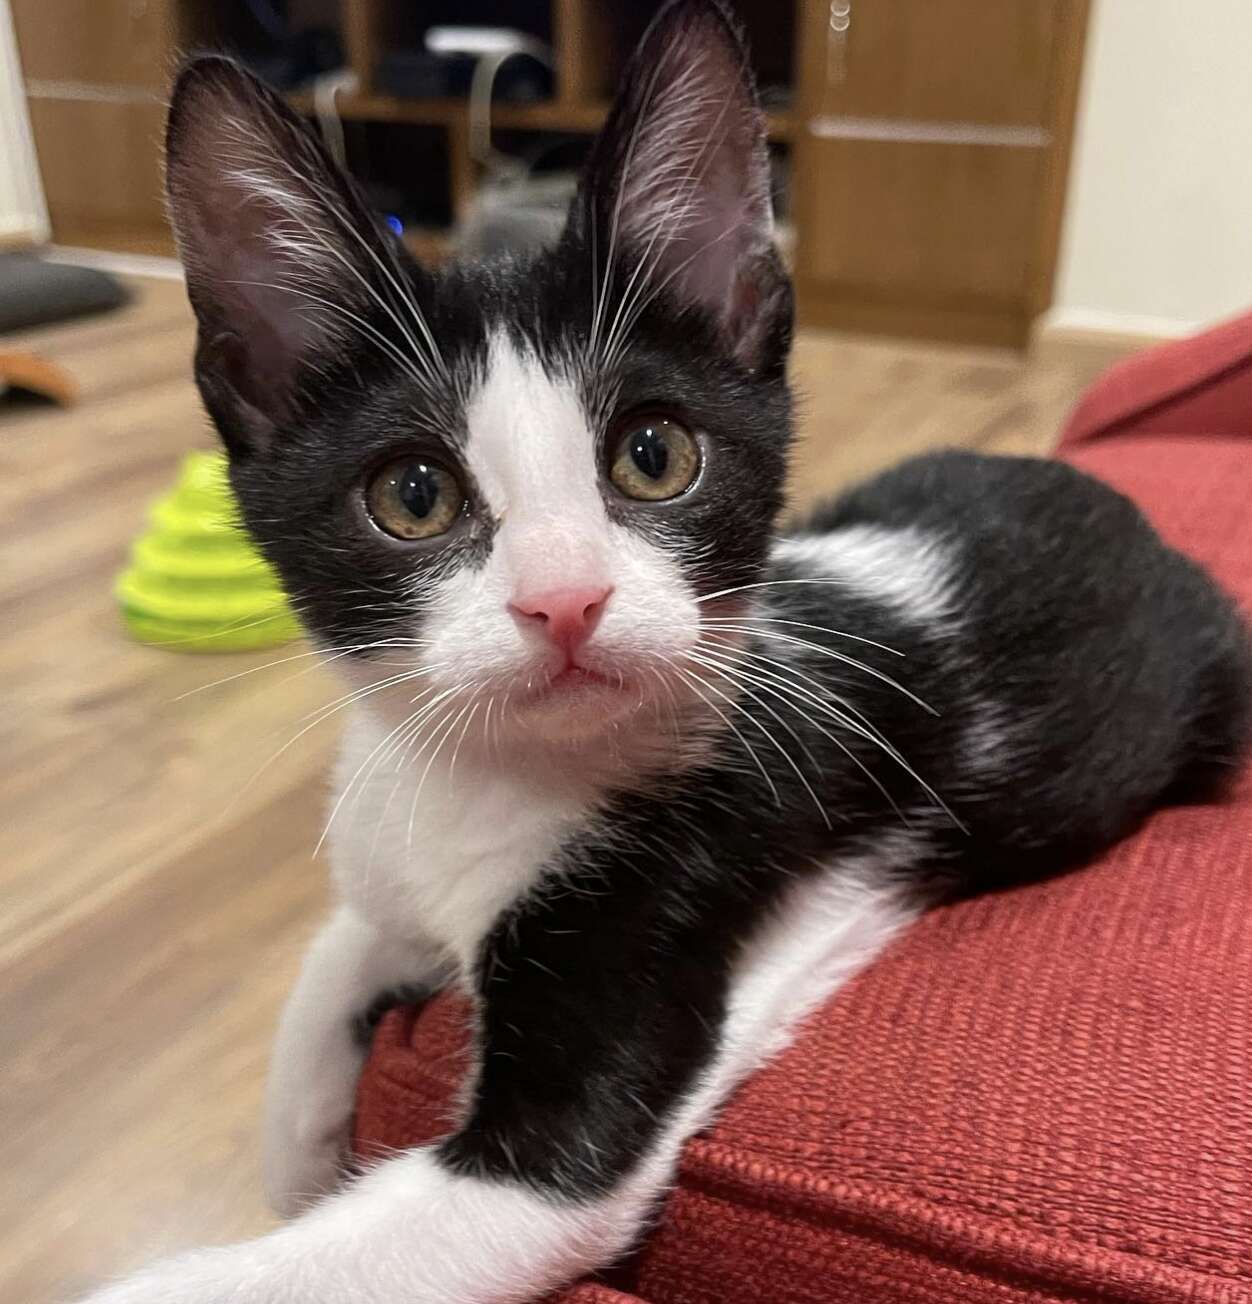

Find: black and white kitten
<box><xmin>84</xmin><ymin>2</ymin><xmax>1250</xmax><ymax>1301</ymax></box>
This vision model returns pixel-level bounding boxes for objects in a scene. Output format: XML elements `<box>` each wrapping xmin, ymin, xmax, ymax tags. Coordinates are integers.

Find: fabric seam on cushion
<box><xmin>676</xmin><ymin>1141</ymin><xmax>1249</xmax><ymax>1303</ymax></box>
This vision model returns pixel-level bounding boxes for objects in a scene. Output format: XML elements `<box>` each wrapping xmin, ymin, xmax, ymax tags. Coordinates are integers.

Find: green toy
<box><xmin>116</xmin><ymin>450</ymin><xmax>301</xmax><ymax>652</ymax></box>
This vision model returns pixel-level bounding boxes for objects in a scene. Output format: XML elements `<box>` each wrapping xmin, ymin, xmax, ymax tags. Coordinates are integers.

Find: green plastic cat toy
<box><xmin>117</xmin><ymin>451</ymin><xmax>300</xmax><ymax>652</ymax></box>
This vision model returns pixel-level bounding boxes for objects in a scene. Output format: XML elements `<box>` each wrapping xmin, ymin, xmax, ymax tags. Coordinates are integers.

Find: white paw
<box><xmin>77</xmin><ymin>1246</ymin><xmax>271</xmax><ymax>1304</ymax></box>
<box><xmin>262</xmin><ymin>1087</ymin><xmax>355</xmax><ymax>1218</ymax></box>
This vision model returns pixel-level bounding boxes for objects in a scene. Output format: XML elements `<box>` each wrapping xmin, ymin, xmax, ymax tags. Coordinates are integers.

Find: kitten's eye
<box><xmin>366</xmin><ymin>458</ymin><xmax>464</xmax><ymax>540</ymax></box>
<box><xmin>609</xmin><ymin>417</ymin><xmax>701</xmax><ymax>502</ymax></box>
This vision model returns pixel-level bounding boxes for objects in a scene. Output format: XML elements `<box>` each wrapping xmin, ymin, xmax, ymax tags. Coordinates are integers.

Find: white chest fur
<box><xmin>326</xmin><ymin>707</ymin><xmax>597</xmax><ymax>968</ymax></box>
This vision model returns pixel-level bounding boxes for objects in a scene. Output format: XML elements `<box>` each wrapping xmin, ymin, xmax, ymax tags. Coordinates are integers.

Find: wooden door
<box><xmin>792</xmin><ymin>0</ymin><xmax>1089</xmax><ymax>346</ymax></box>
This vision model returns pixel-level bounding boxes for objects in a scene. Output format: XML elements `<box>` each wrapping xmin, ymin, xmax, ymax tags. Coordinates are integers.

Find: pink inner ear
<box><xmin>185</xmin><ymin>131</ymin><xmax>343</xmax><ymax>333</ymax></box>
<box><xmin>168</xmin><ymin>70</ymin><xmax>406</xmax><ymax>427</ymax></box>
<box><xmin>604</xmin><ymin>8</ymin><xmax>776</xmax><ymax>359</ymax></box>
<box><xmin>182</xmin><ymin>182</ymin><xmax>333</xmax><ymax>417</ymax></box>
<box><xmin>680</xmin><ymin>189</ymin><xmax>762</xmax><ymax>312</ymax></box>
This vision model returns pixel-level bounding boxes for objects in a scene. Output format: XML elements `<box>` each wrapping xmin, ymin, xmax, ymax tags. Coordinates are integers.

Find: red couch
<box><xmin>353</xmin><ymin>317</ymin><xmax>1252</xmax><ymax>1303</ymax></box>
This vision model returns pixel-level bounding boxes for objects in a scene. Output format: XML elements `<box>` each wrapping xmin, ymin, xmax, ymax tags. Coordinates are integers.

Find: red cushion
<box><xmin>1060</xmin><ymin>310</ymin><xmax>1252</xmax><ymax>449</ymax></box>
<box><xmin>353</xmin><ymin>321</ymin><xmax>1252</xmax><ymax>1303</ymax></box>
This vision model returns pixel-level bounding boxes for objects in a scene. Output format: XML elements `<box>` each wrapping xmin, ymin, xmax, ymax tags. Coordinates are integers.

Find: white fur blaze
<box><xmin>409</xmin><ymin>331</ymin><xmax>702</xmax><ymax>745</ymax></box>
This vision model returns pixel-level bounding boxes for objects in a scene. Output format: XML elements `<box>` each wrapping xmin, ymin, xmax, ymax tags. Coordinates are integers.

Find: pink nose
<box><xmin>509</xmin><ymin>585</ymin><xmax>613</xmax><ymax>655</ymax></box>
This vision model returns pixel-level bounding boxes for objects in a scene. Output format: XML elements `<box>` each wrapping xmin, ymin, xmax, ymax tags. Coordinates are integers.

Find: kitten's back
<box><xmin>791</xmin><ymin>450</ymin><xmax>1252</xmax><ymax>885</ymax></box>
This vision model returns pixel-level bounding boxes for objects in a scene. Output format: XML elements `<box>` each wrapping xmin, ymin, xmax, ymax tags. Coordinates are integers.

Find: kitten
<box><xmin>82</xmin><ymin>1</ymin><xmax>1250</xmax><ymax>1301</ymax></box>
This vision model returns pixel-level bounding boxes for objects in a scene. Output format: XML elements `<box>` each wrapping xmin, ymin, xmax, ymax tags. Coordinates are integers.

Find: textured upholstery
<box><xmin>353</xmin><ymin>318</ymin><xmax>1252</xmax><ymax>1303</ymax></box>
<box><xmin>1061</xmin><ymin>311</ymin><xmax>1252</xmax><ymax>449</ymax></box>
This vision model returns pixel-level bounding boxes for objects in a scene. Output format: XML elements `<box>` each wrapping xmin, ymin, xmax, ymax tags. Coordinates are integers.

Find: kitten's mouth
<box><xmin>525</xmin><ymin>664</ymin><xmax>626</xmax><ymax>704</ymax></box>
<box><xmin>546</xmin><ymin>666</ymin><xmax>619</xmax><ymax>692</ymax></box>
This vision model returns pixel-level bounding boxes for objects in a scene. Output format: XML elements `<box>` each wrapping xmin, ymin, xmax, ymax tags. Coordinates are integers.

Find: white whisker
<box><xmin>318</xmin><ymin>687</ymin><xmax>451</xmax><ymax>856</ymax></box>
<box><xmin>405</xmin><ymin>700</ymin><xmax>476</xmax><ymax>853</ymax></box>
<box><xmin>671</xmin><ymin>665</ymin><xmax>780</xmax><ymax>807</ymax></box>
<box><xmin>693</xmin><ymin>641</ymin><xmax>908</xmax><ymax>824</ymax></box>
<box><xmin>701</xmin><ymin>623</ymin><xmax>938</xmax><ymax>716</ymax></box>
<box><xmin>172</xmin><ymin>638</ymin><xmax>431</xmax><ymax>702</ymax></box>
<box><xmin>697</xmin><ymin>577</ymin><xmax>852</xmax><ymax>604</ymax></box>
<box><xmin>686</xmin><ymin>652</ymin><xmax>831</xmax><ymax>829</ymax></box>
<box><xmin>698</xmin><ymin>635</ymin><xmax>964</xmax><ymax>831</ymax></box>
<box><xmin>702</xmin><ymin>614</ymin><xmax>903</xmax><ymax>657</ymax></box>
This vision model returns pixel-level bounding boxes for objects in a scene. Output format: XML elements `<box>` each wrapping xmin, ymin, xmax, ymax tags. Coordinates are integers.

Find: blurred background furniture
<box><xmin>9</xmin><ymin>0</ymin><xmax>1089</xmax><ymax>346</ymax></box>
<box><xmin>0</xmin><ymin>0</ymin><xmax>45</xmax><ymax>247</ymax></box>
<box><xmin>354</xmin><ymin>311</ymin><xmax>1252</xmax><ymax>1302</ymax></box>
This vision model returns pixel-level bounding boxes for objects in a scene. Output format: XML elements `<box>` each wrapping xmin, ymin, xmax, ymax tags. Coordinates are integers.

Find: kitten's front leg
<box><xmin>81</xmin><ymin>947</ymin><xmax>729</xmax><ymax>1304</ymax></box>
<box><xmin>263</xmin><ymin>904</ymin><xmax>449</xmax><ymax>1215</ymax></box>
<box><xmin>80</xmin><ymin>866</ymin><xmax>910</xmax><ymax>1303</ymax></box>
<box><xmin>81</xmin><ymin>1030</ymin><xmax>708</xmax><ymax>1303</ymax></box>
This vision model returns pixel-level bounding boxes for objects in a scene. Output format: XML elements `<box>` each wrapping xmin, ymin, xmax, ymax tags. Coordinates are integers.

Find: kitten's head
<box><xmin>166</xmin><ymin>0</ymin><xmax>793</xmax><ymax>758</ymax></box>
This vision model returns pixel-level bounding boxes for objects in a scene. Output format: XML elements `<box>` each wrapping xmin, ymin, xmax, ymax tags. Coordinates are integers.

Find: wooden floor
<box><xmin>0</xmin><ymin>276</ymin><xmax>1118</xmax><ymax>1301</ymax></box>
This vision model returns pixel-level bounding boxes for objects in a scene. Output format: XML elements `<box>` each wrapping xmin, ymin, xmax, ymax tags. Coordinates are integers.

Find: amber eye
<box><xmin>609</xmin><ymin>417</ymin><xmax>701</xmax><ymax>502</ymax></box>
<box><xmin>366</xmin><ymin>458</ymin><xmax>464</xmax><ymax>540</ymax></box>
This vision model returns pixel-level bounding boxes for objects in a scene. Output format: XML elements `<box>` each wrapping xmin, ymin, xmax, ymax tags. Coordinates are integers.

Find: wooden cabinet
<box><xmin>792</xmin><ymin>0</ymin><xmax>1089</xmax><ymax>346</ymax></box>
<box><xmin>12</xmin><ymin>0</ymin><xmax>168</xmax><ymax>89</ymax></box>
<box><xmin>11</xmin><ymin>0</ymin><xmax>1087</xmax><ymax>346</ymax></box>
<box><xmin>803</xmin><ymin>139</ymin><xmax>1045</xmax><ymax>302</ymax></box>
<box><xmin>23</xmin><ymin>98</ymin><xmax>168</xmax><ymax>255</ymax></box>
<box><xmin>800</xmin><ymin>0</ymin><xmax>1060</xmax><ymax>127</ymax></box>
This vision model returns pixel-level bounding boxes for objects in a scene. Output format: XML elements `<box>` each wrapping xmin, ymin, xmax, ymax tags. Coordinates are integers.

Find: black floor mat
<box><xmin>0</xmin><ymin>253</ymin><xmax>130</xmax><ymax>334</ymax></box>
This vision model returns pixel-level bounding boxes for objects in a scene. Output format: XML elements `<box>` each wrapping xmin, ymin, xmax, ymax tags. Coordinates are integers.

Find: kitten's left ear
<box><xmin>165</xmin><ymin>56</ymin><xmax>428</xmax><ymax>452</ymax></box>
<box><xmin>568</xmin><ymin>0</ymin><xmax>791</xmax><ymax>375</ymax></box>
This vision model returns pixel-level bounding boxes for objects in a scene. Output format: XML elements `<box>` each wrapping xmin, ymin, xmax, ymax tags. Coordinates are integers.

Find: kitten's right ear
<box><xmin>566</xmin><ymin>0</ymin><xmax>790</xmax><ymax>376</ymax></box>
<box><xmin>165</xmin><ymin>57</ymin><xmax>406</xmax><ymax>451</ymax></box>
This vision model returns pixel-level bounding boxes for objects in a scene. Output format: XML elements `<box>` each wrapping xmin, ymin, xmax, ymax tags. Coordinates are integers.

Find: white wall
<box><xmin>0</xmin><ymin>0</ymin><xmax>47</xmax><ymax>246</ymax></box>
<box><xmin>1053</xmin><ymin>0</ymin><xmax>1252</xmax><ymax>336</ymax></box>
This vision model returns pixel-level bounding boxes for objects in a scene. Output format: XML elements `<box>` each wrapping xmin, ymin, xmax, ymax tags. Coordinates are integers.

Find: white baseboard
<box><xmin>1032</xmin><ymin>306</ymin><xmax>1200</xmax><ymax>368</ymax></box>
<box><xmin>1038</xmin><ymin>306</ymin><xmax>1199</xmax><ymax>343</ymax></box>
